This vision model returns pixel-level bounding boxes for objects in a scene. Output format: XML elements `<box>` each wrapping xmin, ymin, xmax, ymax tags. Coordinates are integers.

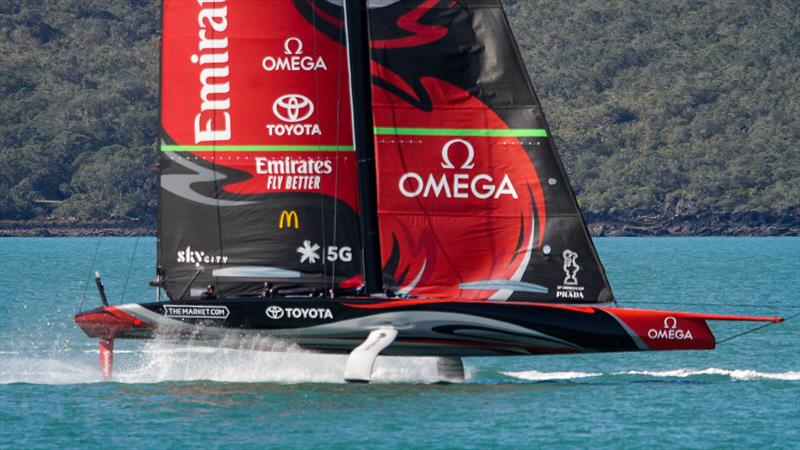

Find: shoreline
<box><xmin>584</xmin><ymin>212</ymin><xmax>799</xmax><ymax>237</ymax></box>
<box><xmin>0</xmin><ymin>220</ymin><xmax>156</xmax><ymax>237</ymax></box>
<box><xmin>1</xmin><ymin>217</ymin><xmax>797</xmax><ymax>237</ymax></box>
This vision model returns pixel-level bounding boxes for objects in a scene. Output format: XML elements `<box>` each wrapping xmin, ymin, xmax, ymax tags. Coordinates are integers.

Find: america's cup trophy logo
<box><xmin>562</xmin><ymin>250</ymin><xmax>580</xmax><ymax>286</ymax></box>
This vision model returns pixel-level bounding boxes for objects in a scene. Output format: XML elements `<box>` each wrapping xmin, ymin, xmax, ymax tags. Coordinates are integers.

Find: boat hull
<box><xmin>74</xmin><ymin>298</ymin><xmax>781</xmax><ymax>357</ymax></box>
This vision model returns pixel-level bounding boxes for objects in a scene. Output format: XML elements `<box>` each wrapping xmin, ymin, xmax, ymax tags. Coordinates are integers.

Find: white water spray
<box><xmin>0</xmin><ymin>334</ymin><xmax>452</xmax><ymax>385</ymax></box>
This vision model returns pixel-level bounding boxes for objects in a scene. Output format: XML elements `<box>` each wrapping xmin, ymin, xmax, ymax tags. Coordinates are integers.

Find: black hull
<box><xmin>75</xmin><ymin>298</ymin><xmax>779</xmax><ymax>357</ymax></box>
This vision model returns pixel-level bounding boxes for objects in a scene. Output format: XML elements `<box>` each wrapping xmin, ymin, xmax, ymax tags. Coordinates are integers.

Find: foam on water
<box><xmin>620</xmin><ymin>368</ymin><xmax>800</xmax><ymax>381</ymax></box>
<box><xmin>502</xmin><ymin>370</ymin><xmax>603</xmax><ymax>381</ymax></box>
<box><xmin>503</xmin><ymin>368</ymin><xmax>800</xmax><ymax>382</ymax></box>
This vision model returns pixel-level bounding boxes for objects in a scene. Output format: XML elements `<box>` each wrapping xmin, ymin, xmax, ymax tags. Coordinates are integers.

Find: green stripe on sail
<box><xmin>374</xmin><ymin>127</ymin><xmax>548</xmax><ymax>137</ymax></box>
<box><xmin>161</xmin><ymin>145</ymin><xmax>354</xmax><ymax>152</ymax></box>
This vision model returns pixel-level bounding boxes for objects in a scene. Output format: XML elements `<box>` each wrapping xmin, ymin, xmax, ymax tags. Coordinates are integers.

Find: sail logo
<box><xmin>398</xmin><ymin>139</ymin><xmax>518</xmax><ymax>200</ymax></box>
<box><xmin>265</xmin><ymin>305</ymin><xmax>334</xmax><ymax>320</ymax></box>
<box><xmin>192</xmin><ymin>2</ymin><xmax>231</xmax><ymax>143</ymax></box>
<box><xmin>257</xmin><ymin>156</ymin><xmax>332</xmax><ymax>191</ymax></box>
<box><xmin>177</xmin><ymin>246</ymin><xmax>229</xmax><ymax>267</ymax></box>
<box><xmin>265</xmin><ymin>305</ymin><xmax>285</xmax><ymax>319</ymax></box>
<box><xmin>562</xmin><ymin>250</ymin><xmax>580</xmax><ymax>285</ymax></box>
<box><xmin>647</xmin><ymin>317</ymin><xmax>694</xmax><ymax>340</ymax></box>
<box><xmin>262</xmin><ymin>37</ymin><xmax>328</xmax><ymax>72</ymax></box>
<box><xmin>272</xmin><ymin>94</ymin><xmax>314</xmax><ymax>123</ymax></box>
<box><xmin>297</xmin><ymin>241</ymin><xmax>353</xmax><ymax>264</ymax></box>
<box><xmin>297</xmin><ymin>240</ymin><xmax>321</xmax><ymax>264</ymax></box>
<box><xmin>279</xmin><ymin>210</ymin><xmax>299</xmax><ymax>229</ymax></box>
<box><xmin>267</xmin><ymin>94</ymin><xmax>321</xmax><ymax>137</ymax></box>
<box><xmin>557</xmin><ymin>249</ymin><xmax>584</xmax><ymax>299</ymax></box>
<box><xmin>164</xmin><ymin>305</ymin><xmax>229</xmax><ymax>320</ymax></box>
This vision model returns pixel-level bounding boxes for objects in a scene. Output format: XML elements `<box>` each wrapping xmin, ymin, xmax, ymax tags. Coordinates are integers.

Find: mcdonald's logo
<box><xmin>279</xmin><ymin>210</ymin><xmax>299</xmax><ymax>229</ymax></box>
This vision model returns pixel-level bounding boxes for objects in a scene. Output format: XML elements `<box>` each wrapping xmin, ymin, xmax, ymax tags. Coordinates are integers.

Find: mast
<box><xmin>343</xmin><ymin>0</ymin><xmax>383</xmax><ymax>294</ymax></box>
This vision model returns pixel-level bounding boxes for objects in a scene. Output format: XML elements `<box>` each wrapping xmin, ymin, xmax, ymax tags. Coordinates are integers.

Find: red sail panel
<box><xmin>370</xmin><ymin>0</ymin><xmax>613</xmax><ymax>303</ymax></box>
<box><xmin>159</xmin><ymin>0</ymin><xmax>360</xmax><ymax>298</ymax></box>
<box><xmin>374</xmin><ymin>79</ymin><xmax>544</xmax><ymax>299</ymax></box>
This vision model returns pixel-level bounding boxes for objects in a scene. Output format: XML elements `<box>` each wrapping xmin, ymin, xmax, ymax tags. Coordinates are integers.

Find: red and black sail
<box><xmin>366</xmin><ymin>0</ymin><xmax>613</xmax><ymax>302</ymax></box>
<box><xmin>158</xmin><ymin>0</ymin><xmax>361</xmax><ymax>298</ymax></box>
<box><xmin>158</xmin><ymin>0</ymin><xmax>612</xmax><ymax>304</ymax></box>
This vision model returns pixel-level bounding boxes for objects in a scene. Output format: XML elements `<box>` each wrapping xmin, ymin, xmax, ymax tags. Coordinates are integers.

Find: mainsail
<box><xmin>158</xmin><ymin>0</ymin><xmax>361</xmax><ymax>298</ymax></box>
<box><xmin>366</xmin><ymin>0</ymin><xmax>613</xmax><ymax>302</ymax></box>
<box><xmin>158</xmin><ymin>0</ymin><xmax>612</xmax><ymax>304</ymax></box>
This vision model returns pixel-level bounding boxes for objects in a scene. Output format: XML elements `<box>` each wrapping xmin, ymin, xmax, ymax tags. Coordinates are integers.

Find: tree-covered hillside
<box><xmin>1</xmin><ymin>1</ymin><xmax>798</xmax><ymax>233</ymax></box>
<box><xmin>0</xmin><ymin>0</ymin><xmax>159</xmax><ymax>221</ymax></box>
<box><xmin>506</xmin><ymin>0</ymin><xmax>799</xmax><ymax>228</ymax></box>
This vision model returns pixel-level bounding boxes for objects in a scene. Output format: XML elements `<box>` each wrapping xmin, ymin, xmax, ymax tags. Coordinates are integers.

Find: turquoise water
<box><xmin>0</xmin><ymin>237</ymin><xmax>798</xmax><ymax>449</ymax></box>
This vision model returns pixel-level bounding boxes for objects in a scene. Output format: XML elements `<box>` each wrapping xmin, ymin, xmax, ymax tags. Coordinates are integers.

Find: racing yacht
<box><xmin>75</xmin><ymin>0</ymin><xmax>782</xmax><ymax>383</ymax></box>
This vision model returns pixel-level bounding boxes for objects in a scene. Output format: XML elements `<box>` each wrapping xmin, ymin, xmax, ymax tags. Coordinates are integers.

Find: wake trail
<box><xmin>503</xmin><ymin>368</ymin><xmax>800</xmax><ymax>382</ymax></box>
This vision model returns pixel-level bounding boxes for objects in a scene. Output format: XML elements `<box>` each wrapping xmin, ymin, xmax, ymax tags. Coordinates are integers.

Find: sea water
<box><xmin>0</xmin><ymin>237</ymin><xmax>797</xmax><ymax>449</ymax></box>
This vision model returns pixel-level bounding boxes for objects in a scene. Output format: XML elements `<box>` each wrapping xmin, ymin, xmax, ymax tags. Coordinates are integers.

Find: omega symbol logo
<box><xmin>272</xmin><ymin>94</ymin><xmax>314</xmax><ymax>123</ymax></box>
<box><xmin>265</xmin><ymin>305</ymin><xmax>285</xmax><ymax>320</ymax></box>
<box><xmin>283</xmin><ymin>37</ymin><xmax>303</xmax><ymax>55</ymax></box>
<box><xmin>647</xmin><ymin>316</ymin><xmax>693</xmax><ymax>340</ymax></box>
<box><xmin>441</xmin><ymin>139</ymin><xmax>475</xmax><ymax>170</ymax></box>
<box><xmin>397</xmin><ymin>138</ymin><xmax>518</xmax><ymax>200</ymax></box>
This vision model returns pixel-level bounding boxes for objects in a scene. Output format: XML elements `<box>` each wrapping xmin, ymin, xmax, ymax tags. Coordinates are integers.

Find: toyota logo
<box><xmin>272</xmin><ymin>94</ymin><xmax>314</xmax><ymax>123</ymax></box>
<box><xmin>265</xmin><ymin>305</ymin><xmax>285</xmax><ymax>319</ymax></box>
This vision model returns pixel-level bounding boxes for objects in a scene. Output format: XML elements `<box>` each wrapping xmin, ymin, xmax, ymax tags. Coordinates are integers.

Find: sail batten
<box><xmin>161</xmin><ymin>145</ymin><xmax>355</xmax><ymax>152</ymax></box>
<box><xmin>374</xmin><ymin>127</ymin><xmax>548</xmax><ymax>137</ymax></box>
